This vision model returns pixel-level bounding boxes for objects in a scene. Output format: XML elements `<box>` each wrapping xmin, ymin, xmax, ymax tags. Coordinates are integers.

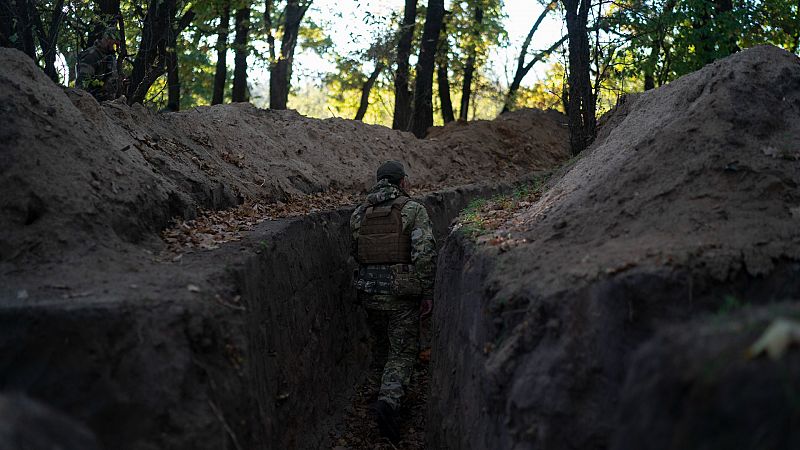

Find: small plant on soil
<box><xmin>455</xmin><ymin>173</ymin><xmax>552</xmax><ymax>241</ymax></box>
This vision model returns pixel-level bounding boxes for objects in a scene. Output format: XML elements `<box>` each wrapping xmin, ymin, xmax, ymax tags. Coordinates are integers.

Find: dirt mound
<box><xmin>431</xmin><ymin>45</ymin><xmax>800</xmax><ymax>449</ymax></box>
<box><xmin>501</xmin><ymin>44</ymin><xmax>800</xmax><ymax>296</ymax></box>
<box><xmin>612</xmin><ymin>303</ymin><xmax>800</xmax><ymax>450</ymax></box>
<box><xmin>0</xmin><ymin>46</ymin><xmax>568</xmax><ymax>273</ymax></box>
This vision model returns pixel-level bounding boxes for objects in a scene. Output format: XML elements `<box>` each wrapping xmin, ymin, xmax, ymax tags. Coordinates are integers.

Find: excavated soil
<box><xmin>432</xmin><ymin>45</ymin><xmax>800</xmax><ymax>449</ymax></box>
<box><xmin>0</xmin><ymin>46</ymin><xmax>569</xmax><ymax>449</ymax></box>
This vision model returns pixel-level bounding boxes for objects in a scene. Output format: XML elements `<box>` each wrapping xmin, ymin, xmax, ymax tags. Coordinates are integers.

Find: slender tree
<box><xmin>411</xmin><ymin>0</ymin><xmax>445</xmax><ymax>137</ymax></box>
<box><xmin>269</xmin><ymin>0</ymin><xmax>312</xmax><ymax>110</ymax></box>
<box><xmin>392</xmin><ymin>0</ymin><xmax>417</xmax><ymax>130</ymax></box>
<box><xmin>212</xmin><ymin>0</ymin><xmax>231</xmax><ymax>104</ymax></box>
<box><xmin>355</xmin><ymin>62</ymin><xmax>385</xmax><ymax>120</ymax></box>
<box><xmin>436</xmin><ymin>18</ymin><xmax>454</xmax><ymax>124</ymax></box>
<box><xmin>127</xmin><ymin>0</ymin><xmax>177</xmax><ymax>104</ymax></box>
<box><xmin>502</xmin><ymin>1</ymin><xmax>563</xmax><ymax>112</ymax></box>
<box><xmin>32</xmin><ymin>0</ymin><xmax>66</xmax><ymax>82</ymax></box>
<box><xmin>458</xmin><ymin>3</ymin><xmax>483</xmax><ymax>120</ymax></box>
<box><xmin>231</xmin><ymin>5</ymin><xmax>250</xmax><ymax>102</ymax></box>
<box><xmin>563</xmin><ymin>0</ymin><xmax>595</xmax><ymax>155</ymax></box>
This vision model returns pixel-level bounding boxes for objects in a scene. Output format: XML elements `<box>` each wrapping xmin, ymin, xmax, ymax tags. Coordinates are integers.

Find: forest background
<box><xmin>1</xmin><ymin>0</ymin><xmax>799</xmax><ymax>154</ymax></box>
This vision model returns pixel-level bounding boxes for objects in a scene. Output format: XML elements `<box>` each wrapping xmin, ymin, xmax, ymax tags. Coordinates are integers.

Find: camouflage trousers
<box><xmin>365</xmin><ymin>296</ymin><xmax>420</xmax><ymax>411</ymax></box>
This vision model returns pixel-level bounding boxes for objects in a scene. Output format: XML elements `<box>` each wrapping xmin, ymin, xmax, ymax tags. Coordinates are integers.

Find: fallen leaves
<box><xmin>161</xmin><ymin>190</ymin><xmax>361</xmax><ymax>253</ymax></box>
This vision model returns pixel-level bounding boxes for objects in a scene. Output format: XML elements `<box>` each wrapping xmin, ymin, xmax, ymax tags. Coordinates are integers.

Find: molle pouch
<box><xmin>390</xmin><ymin>264</ymin><xmax>424</xmax><ymax>297</ymax></box>
<box><xmin>355</xmin><ymin>265</ymin><xmax>394</xmax><ymax>295</ymax></box>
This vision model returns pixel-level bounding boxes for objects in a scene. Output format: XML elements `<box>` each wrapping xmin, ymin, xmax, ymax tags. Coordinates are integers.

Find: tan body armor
<box><xmin>357</xmin><ymin>197</ymin><xmax>412</xmax><ymax>264</ymax></box>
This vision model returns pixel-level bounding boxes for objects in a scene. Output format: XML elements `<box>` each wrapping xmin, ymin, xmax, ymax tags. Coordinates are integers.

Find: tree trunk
<box><xmin>128</xmin><ymin>0</ymin><xmax>177</xmax><ymax>104</ymax></box>
<box><xmin>166</xmin><ymin>25</ymin><xmax>179</xmax><ymax>110</ymax></box>
<box><xmin>436</xmin><ymin>17</ymin><xmax>454</xmax><ymax>123</ymax></box>
<box><xmin>0</xmin><ymin>0</ymin><xmax>13</xmax><ymax>47</ymax></box>
<box><xmin>355</xmin><ymin>62</ymin><xmax>384</xmax><ymax>121</ymax></box>
<box><xmin>563</xmin><ymin>0</ymin><xmax>594</xmax><ymax>156</ymax></box>
<box><xmin>437</xmin><ymin>59</ymin><xmax>454</xmax><ymax>124</ymax></box>
<box><xmin>410</xmin><ymin>0</ymin><xmax>445</xmax><ymax>138</ymax></box>
<box><xmin>32</xmin><ymin>0</ymin><xmax>65</xmax><ymax>82</ymax></box>
<box><xmin>12</xmin><ymin>0</ymin><xmax>36</xmax><ymax>58</ymax></box>
<box><xmin>643</xmin><ymin>0</ymin><xmax>676</xmax><ymax>91</ymax></box>
<box><xmin>458</xmin><ymin>5</ymin><xmax>483</xmax><ymax>121</ymax></box>
<box><xmin>502</xmin><ymin>2</ymin><xmax>558</xmax><ymax>112</ymax></box>
<box><xmin>231</xmin><ymin>6</ymin><xmax>250</xmax><ymax>102</ymax></box>
<box><xmin>212</xmin><ymin>0</ymin><xmax>230</xmax><ymax>105</ymax></box>
<box><xmin>392</xmin><ymin>0</ymin><xmax>417</xmax><ymax>130</ymax></box>
<box><xmin>269</xmin><ymin>0</ymin><xmax>310</xmax><ymax>110</ymax></box>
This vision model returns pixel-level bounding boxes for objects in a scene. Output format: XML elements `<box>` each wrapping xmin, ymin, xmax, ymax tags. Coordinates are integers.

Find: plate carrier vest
<box><xmin>357</xmin><ymin>197</ymin><xmax>412</xmax><ymax>265</ymax></box>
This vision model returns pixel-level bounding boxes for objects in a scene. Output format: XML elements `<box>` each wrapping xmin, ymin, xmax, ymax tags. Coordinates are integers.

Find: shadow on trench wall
<box><xmin>0</xmin><ymin>178</ymin><xmax>524</xmax><ymax>450</ymax></box>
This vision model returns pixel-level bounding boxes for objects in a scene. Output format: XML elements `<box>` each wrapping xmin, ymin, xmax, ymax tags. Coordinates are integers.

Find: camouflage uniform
<box><xmin>76</xmin><ymin>44</ymin><xmax>118</xmax><ymax>101</ymax></box>
<box><xmin>350</xmin><ymin>178</ymin><xmax>436</xmax><ymax>410</ymax></box>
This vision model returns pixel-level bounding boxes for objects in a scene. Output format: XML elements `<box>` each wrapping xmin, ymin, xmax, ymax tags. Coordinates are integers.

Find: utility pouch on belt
<box><xmin>354</xmin><ymin>264</ymin><xmax>423</xmax><ymax>297</ymax></box>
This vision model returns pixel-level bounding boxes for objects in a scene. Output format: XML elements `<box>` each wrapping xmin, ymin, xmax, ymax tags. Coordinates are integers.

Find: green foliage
<box><xmin>456</xmin><ymin>173</ymin><xmax>553</xmax><ymax>240</ymax></box>
<box><xmin>716</xmin><ymin>295</ymin><xmax>745</xmax><ymax>316</ymax></box>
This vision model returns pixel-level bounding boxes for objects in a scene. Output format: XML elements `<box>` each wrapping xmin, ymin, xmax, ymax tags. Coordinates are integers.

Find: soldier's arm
<box><xmin>75</xmin><ymin>62</ymin><xmax>95</xmax><ymax>89</ymax></box>
<box><xmin>407</xmin><ymin>202</ymin><xmax>437</xmax><ymax>299</ymax></box>
<box><xmin>75</xmin><ymin>50</ymin><xmax>100</xmax><ymax>89</ymax></box>
<box><xmin>349</xmin><ymin>205</ymin><xmax>365</xmax><ymax>260</ymax></box>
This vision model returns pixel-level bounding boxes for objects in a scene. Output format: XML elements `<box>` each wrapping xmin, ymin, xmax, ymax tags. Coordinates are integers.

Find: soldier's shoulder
<box><xmin>350</xmin><ymin>202</ymin><xmax>368</xmax><ymax>220</ymax></box>
<box><xmin>402</xmin><ymin>198</ymin><xmax>428</xmax><ymax>213</ymax></box>
<box><xmin>78</xmin><ymin>46</ymin><xmax>102</xmax><ymax>63</ymax></box>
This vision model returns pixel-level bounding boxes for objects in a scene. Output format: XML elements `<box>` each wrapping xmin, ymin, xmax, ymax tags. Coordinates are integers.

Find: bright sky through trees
<box><xmin>277</xmin><ymin>0</ymin><xmax>563</xmax><ymax>90</ymax></box>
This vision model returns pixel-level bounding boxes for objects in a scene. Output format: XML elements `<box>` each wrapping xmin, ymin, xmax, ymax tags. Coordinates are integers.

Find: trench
<box><xmin>0</xmin><ymin>178</ymin><xmax>525</xmax><ymax>450</ymax></box>
<box><xmin>232</xmin><ymin>180</ymin><xmax>523</xmax><ymax>449</ymax></box>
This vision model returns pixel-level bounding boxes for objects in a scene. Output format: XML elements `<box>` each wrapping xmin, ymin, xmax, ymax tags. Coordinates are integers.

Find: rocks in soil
<box><xmin>431</xmin><ymin>45</ymin><xmax>800</xmax><ymax>449</ymax></box>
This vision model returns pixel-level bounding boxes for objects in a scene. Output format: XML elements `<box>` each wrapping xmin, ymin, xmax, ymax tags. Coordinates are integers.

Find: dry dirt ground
<box><xmin>0</xmin><ymin>47</ymin><xmax>569</xmax><ymax>448</ymax></box>
<box><xmin>431</xmin><ymin>45</ymin><xmax>800</xmax><ymax>450</ymax></box>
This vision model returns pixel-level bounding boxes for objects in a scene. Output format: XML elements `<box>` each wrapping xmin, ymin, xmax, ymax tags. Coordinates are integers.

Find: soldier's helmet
<box><xmin>377</xmin><ymin>160</ymin><xmax>406</xmax><ymax>185</ymax></box>
<box><xmin>102</xmin><ymin>27</ymin><xmax>121</xmax><ymax>43</ymax></box>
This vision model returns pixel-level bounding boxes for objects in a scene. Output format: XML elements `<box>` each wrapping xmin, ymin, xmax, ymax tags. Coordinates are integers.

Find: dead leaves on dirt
<box><xmin>161</xmin><ymin>190</ymin><xmax>360</xmax><ymax>252</ymax></box>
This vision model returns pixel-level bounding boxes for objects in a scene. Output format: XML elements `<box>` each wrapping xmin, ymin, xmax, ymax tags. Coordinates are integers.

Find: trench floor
<box><xmin>328</xmin><ymin>331</ymin><xmax>432</xmax><ymax>449</ymax></box>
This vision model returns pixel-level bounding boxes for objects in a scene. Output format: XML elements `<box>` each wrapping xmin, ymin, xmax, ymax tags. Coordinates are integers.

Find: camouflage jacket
<box><xmin>76</xmin><ymin>45</ymin><xmax>118</xmax><ymax>101</ymax></box>
<box><xmin>350</xmin><ymin>179</ymin><xmax>436</xmax><ymax>305</ymax></box>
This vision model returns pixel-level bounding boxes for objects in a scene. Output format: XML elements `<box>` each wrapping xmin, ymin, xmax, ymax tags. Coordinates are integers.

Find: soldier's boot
<box><xmin>372</xmin><ymin>400</ymin><xmax>399</xmax><ymax>442</ymax></box>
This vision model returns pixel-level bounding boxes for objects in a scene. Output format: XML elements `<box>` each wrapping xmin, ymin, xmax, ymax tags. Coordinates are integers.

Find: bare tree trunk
<box><xmin>643</xmin><ymin>0</ymin><xmax>676</xmax><ymax>91</ymax></box>
<box><xmin>166</xmin><ymin>25</ymin><xmax>179</xmax><ymax>110</ymax></box>
<box><xmin>31</xmin><ymin>0</ymin><xmax>65</xmax><ymax>82</ymax></box>
<box><xmin>502</xmin><ymin>2</ymin><xmax>559</xmax><ymax>112</ymax></box>
<box><xmin>437</xmin><ymin>60</ymin><xmax>454</xmax><ymax>124</ymax></box>
<box><xmin>128</xmin><ymin>0</ymin><xmax>176</xmax><ymax>104</ymax></box>
<box><xmin>231</xmin><ymin>6</ymin><xmax>250</xmax><ymax>102</ymax></box>
<box><xmin>458</xmin><ymin>5</ymin><xmax>483</xmax><ymax>121</ymax></box>
<box><xmin>0</xmin><ymin>0</ymin><xmax>13</xmax><ymax>47</ymax></box>
<box><xmin>436</xmin><ymin>17</ymin><xmax>454</xmax><ymax>123</ymax></box>
<box><xmin>410</xmin><ymin>0</ymin><xmax>445</xmax><ymax>138</ymax></box>
<box><xmin>212</xmin><ymin>0</ymin><xmax>230</xmax><ymax>105</ymax></box>
<box><xmin>564</xmin><ymin>0</ymin><xmax>594</xmax><ymax>155</ymax></box>
<box><xmin>269</xmin><ymin>0</ymin><xmax>311</xmax><ymax>109</ymax></box>
<box><xmin>392</xmin><ymin>0</ymin><xmax>417</xmax><ymax>130</ymax></box>
<box><xmin>12</xmin><ymin>0</ymin><xmax>36</xmax><ymax>58</ymax></box>
<box><xmin>355</xmin><ymin>62</ymin><xmax>385</xmax><ymax>121</ymax></box>
<box><xmin>127</xmin><ymin>1</ymin><xmax>192</xmax><ymax>105</ymax></box>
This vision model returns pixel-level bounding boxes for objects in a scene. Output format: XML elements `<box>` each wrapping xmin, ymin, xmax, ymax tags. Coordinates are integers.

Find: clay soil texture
<box><xmin>431</xmin><ymin>45</ymin><xmax>800</xmax><ymax>450</ymax></box>
<box><xmin>0</xmin><ymin>46</ymin><xmax>570</xmax><ymax>450</ymax></box>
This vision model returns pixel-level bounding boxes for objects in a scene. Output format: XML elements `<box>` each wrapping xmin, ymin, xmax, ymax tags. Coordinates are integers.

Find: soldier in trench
<box><xmin>75</xmin><ymin>27</ymin><xmax>122</xmax><ymax>101</ymax></box>
<box><xmin>350</xmin><ymin>160</ymin><xmax>436</xmax><ymax>442</ymax></box>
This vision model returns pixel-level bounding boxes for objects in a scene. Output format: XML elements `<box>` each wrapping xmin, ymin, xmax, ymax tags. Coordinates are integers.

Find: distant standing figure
<box><xmin>350</xmin><ymin>160</ymin><xmax>436</xmax><ymax>442</ymax></box>
<box><xmin>76</xmin><ymin>27</ymin><xmax>121</xmax><ymax>101</ymax></box>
